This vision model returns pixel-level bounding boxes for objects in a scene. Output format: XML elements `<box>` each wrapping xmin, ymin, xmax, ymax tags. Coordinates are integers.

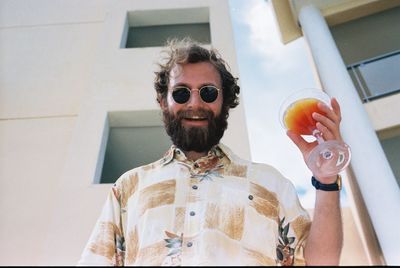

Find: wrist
<box><xmin>314</xmin><ymin>175</ymin><xmax>338</xmax><ymax>184</ymax></box>
<box><xmin>311</xmin><ymin>175</ymin><xmax>342</xmax><ymax>191</ymax></box>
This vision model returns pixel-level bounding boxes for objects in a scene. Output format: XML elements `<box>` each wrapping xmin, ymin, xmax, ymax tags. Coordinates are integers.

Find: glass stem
<box><xmin>313</xmin><ymin>129</ymin><xmax>334</xmax><ymax>160</ymax></box>
<box><xmin>313</xmin><ymin>129</ymin><xmax>325</xmax><ymax>144</ymax></box>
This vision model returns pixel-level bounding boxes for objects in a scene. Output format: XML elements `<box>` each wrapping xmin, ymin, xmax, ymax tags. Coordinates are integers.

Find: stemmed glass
<box><xmin>279</xmin><ymin>88</ymin><xmax>351</xmax><ymax>178</ymax></box>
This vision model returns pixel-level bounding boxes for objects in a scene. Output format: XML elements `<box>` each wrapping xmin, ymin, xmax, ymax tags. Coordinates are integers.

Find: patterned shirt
<box><xmin>78</xmin><ymin>144</ymin><xmax>311</xmax><ymax>266</ymax></box>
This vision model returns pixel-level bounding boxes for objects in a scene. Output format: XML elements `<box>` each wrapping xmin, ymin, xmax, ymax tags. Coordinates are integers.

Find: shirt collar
<box><xmin>160</xmin><ymin>143</ymin><xmax>233</xmax><ymax>166</ymax></box>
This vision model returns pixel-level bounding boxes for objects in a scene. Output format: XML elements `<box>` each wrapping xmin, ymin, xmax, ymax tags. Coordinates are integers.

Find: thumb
<box><xmin>286</xmin><ymin>130</ymin><xmax>309</xmax><ymax>152</ymax></box>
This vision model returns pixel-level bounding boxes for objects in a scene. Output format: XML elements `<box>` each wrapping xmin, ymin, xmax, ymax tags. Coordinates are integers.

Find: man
<box><xmin>78</xmin><ymin>39</ymin><xmax>343</xmax><ymax>266</ymax></box>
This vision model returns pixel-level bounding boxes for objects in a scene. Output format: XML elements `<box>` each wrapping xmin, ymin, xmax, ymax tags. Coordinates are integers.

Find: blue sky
<box><xmin>228</xmin><ymin>0</ymin><xmax>348</xmax><ymax>208</ymax></box>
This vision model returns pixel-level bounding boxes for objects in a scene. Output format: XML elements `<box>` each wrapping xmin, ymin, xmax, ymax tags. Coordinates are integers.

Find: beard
<box><xmin>162</xmin><ymin>107</ymin><xmax>228</xmax><ymax>153</ymax></box>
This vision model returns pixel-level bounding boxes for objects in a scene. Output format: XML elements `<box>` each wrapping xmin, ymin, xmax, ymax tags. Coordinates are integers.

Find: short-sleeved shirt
<box><xmin>78</xmin><ymin>144</ymin><xmax>311</xmax><ymax>266</ymax></box>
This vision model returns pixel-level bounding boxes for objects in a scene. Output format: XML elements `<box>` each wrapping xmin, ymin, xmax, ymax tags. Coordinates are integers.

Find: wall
<box><xmin>0</xmin><ymin>117</ymin><xmax>76</xmax><ymax>265</ymax></box>
<box><xmin>330</xmin><ymin>6</ymin><xmax>400</xmax><ymax>65</ymax></box>
<box><xmin>0</xmin><ymin>0</ymin><xmax>108</xmax><ymax>265</ymax></box>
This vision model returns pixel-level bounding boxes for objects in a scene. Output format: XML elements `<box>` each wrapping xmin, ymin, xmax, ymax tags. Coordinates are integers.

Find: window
<box><xmin>121</xmin><ymin>7</ymin><xmax>211</xmax><ymax>48</ymax></box>
<box><xmin>347</xmin><ymin>51</ymin><xmax>400</xmax><ymax>102</ymax></box>
<box><xmin>97</xmin><ymin>110</ymin><xmax>171</xmax><ymax>184</ymax></box>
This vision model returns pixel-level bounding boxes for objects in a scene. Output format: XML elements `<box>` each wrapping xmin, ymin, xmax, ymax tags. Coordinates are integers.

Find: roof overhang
<box><xmin>271</xmin><ymin>0</ymin><xmax>400</xmax><ymax>44</ymax></box>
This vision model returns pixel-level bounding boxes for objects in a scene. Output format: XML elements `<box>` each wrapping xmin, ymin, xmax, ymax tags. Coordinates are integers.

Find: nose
<box><xmin>186</xmin><ymin>89</ymin><xmax>203</xmax><ymax>109</ymax></box>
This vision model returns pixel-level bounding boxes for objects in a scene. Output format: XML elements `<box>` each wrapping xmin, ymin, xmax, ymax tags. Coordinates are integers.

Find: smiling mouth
<box><xmin>185</xmin><ymin>116</ymin><xmax>207</xmax><ymax>121</ymax></box>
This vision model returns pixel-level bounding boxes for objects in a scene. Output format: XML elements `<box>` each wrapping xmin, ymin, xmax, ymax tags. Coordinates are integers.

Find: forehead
<box><xmin>169</xmin><ymin>62</ymin><xmax>221</xmax><ymax>87</ymax></box>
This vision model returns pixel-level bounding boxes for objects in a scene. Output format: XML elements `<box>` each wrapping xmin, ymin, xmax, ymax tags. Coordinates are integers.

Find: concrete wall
<box><xmin>0</xmin><ymin>0</ymin><xmax>107</xmax><ymax>265</ymax></box>
<box><xmin>330</xmin><ymin>6</ymin><xmax>400</xmax><ymax>65</ymax></box>
<box><xmin>0</xmin><ymin>0</ymin><xmax>250</xmax><ymax>265</ymax></box>
<box><xmin>0</xmin><ymin>117</ymin><xmax>77</xmax><ymax>265</ymax></box>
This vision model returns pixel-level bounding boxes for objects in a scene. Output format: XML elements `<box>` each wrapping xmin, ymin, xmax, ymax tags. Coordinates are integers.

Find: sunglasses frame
<box><xmin>171</xmin><ymin>85</ymin><xmax>221</xmax><ymax>104</ymax></box>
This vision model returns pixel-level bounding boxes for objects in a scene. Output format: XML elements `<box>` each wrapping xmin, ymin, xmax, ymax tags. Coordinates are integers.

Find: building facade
<box><xmin>0</xmin><ymin>0</ymin><xmax>250</xmax><ymax>265</ymax></box>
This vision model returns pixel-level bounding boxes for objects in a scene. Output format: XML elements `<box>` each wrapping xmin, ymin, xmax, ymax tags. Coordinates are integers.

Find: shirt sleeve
<box><xmin>277</xmin><ymin>179</ymin><xmax>311</xmax><ymax>266</ymax></box>
<box><xmin>77</xmin><ymin>185</ymin><xmax>124</xmax><ymax>266</ymax></box>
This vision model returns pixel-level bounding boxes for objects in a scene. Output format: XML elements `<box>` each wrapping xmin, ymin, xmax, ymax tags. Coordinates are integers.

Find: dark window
<box><xmin>98</xmin><ymin>111</ymin><xmax>171</xmax><ymax>184</ymax></box>
<box><xmin>122</xmin><ymin>7</ymin><xmax>211</xmax><ymax>48</ymax></box>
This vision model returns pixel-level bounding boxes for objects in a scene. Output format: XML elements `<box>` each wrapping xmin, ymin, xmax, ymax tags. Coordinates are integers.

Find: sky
<box><xmin>228</xmin><ymin>0</ymin><xmax>348</xmax><ymax>208</ymax></box>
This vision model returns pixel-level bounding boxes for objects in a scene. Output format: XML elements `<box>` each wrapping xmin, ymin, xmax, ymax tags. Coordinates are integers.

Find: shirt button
<box><xmin>190</xmin><ymin>211</ymin><xmax>196</xmax><ymax>216</ymax></box>
<box><xmin>192</xmin><ymin>185</ymin><xmax>198</xmax><ymax>190</ymax></box>
<box><xmin>187</xmin><ymin>242</ymin><xmax>193</xmax><ymax>247</ymax></box>
<box><xmin>248</xmin><ymin>194</ymin><xmax>254</xmax><ymax>200</ymax></box>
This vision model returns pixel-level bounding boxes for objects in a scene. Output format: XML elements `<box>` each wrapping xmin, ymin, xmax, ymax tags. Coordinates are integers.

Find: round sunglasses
<box><xmin>171</xmin><ymin>85</ymin><xmax>221</xmax><ymax>104</ymax></box>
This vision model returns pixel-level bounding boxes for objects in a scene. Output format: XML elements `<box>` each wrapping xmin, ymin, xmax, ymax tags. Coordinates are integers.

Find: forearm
<box><xmin>304</xmin><ymin>190</ymin><xmax>343</xmax><ymax>265</ymax></box>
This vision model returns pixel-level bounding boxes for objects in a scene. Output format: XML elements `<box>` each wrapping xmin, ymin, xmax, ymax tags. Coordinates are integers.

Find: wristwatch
<box><xmin>311</xmin><ymin>175</ymin><xmax>342</xmax><ymax>191</ymax></box>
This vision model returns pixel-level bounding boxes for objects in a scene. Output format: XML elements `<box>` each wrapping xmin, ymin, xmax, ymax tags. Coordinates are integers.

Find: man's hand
<box><xmin>286</xmin><ymin>97</ymin><xmax>342</xmax><ymax>183</ymax></box>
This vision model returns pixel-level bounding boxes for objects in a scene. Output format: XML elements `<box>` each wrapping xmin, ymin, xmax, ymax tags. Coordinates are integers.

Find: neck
<box><xmin>184</xmin><ymin>150</ymin><xmax>207</xmax><ymax>161</ymax></box>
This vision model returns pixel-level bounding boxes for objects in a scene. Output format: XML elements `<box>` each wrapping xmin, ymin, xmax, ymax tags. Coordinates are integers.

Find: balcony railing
<box><xmin>347</xmin><ymin>50</ymin><xmax>400</xmax><ymax>102</ymax></box>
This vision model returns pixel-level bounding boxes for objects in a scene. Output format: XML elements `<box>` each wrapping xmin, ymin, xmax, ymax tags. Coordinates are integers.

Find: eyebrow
<box><xmin>172</xmin><ymin>82</ymin><xmax>219</xmax><ymax>89</ymax></box>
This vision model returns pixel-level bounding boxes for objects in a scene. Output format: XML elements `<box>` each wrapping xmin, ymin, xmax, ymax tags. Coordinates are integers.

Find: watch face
<box><xmin>337</xmin><ymin>175</ymin><xmax>342</xmax><ymax>190</ymax></box>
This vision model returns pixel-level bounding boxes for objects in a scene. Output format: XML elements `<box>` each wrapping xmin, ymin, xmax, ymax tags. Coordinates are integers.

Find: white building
<box><xmin>271</xmin><ymin>0</ymin><xmax>400</xmax><ymax>265</ymax></box>
<box><xmin>0</xmin><ymin>0</ymin><xmax>250</xmax><ymax>265</ymax></box>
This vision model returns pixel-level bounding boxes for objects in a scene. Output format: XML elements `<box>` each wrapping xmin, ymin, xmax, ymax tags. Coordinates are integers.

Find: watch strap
<box><xmin>311</xmin><ymin>175</ymin><xmax>342</xmax><ymax>191</ymax></box>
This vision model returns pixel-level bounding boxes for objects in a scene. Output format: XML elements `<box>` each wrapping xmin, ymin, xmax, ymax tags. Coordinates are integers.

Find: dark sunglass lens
<box><xmin>200</xmin><ymin>86</ymin><xmax>218</xmax><ymax>103</ymax></box>
<box><xmin>172</xmin><ymin>88</ymin><xmax>190</xmax><ymax>104</ymax></box>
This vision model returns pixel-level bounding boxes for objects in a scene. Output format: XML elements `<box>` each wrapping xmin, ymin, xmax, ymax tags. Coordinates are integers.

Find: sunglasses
<box><xmin>172</xmin><ymin>85</ymin><xmax>220</xmax><ymax>104</ymax></box>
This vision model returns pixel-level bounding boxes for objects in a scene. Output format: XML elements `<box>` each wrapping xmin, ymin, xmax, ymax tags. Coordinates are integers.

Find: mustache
<box><xmin>176</xmin><ymin>109</ymin><xmax>213</xmax><ymax>121</ymax></box>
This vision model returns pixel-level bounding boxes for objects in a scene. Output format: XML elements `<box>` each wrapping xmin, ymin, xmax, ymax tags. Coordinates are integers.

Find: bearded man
<box><xmin>78</xmin><ymin>39</ymin><xmax>343</xmax><ymax>266</ymax></box>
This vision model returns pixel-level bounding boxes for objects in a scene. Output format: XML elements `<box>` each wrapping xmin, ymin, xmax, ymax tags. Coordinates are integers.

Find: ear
<box><xmin>158</xmin><ymin>94</ymin><xmax>167</xmax><ymax>111</ymax></box>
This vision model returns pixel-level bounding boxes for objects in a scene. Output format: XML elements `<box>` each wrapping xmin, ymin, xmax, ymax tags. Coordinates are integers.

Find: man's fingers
<box><xmin>287</xmin><ymin>130</ymin><xmax>309</xmax><ymax>152</ymax></box>
<box><xmin>317</xmin><ymin>101</ymin><xmax>340</xmax><ymax>124</ymax></box>
<box><xmin>312</xmin><ymin>112</ymin><xmax>339</xmax><ymax>138</ymax></box>
<box><xmin>316</xmin><ymin>122</ymin><xmax>335</xmax><ymax>140</ymax></box>
<box><xmin>331</xmin><ymin>98</ymin><xmax>342</xmax><ymax>121</ymax></box>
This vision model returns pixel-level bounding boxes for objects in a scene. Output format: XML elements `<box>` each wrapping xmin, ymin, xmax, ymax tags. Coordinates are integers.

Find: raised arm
<box><xmin>287</xmin><ymin>97</ymin><xmax>344</xmax><ymax>264</ymax></box>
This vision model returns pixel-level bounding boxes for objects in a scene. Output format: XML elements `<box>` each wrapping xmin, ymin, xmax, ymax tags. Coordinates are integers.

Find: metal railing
<box><xmin>347</xmin><ymin>50</ymin><xmax>400</xmax><ymax>102</ymax></box>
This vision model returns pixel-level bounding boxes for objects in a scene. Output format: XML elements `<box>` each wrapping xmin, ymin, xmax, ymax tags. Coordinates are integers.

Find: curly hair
<box><xmin>154</xmin><ymin>38</ymin><xmax>240</xmax><ymax>116</ymax></box>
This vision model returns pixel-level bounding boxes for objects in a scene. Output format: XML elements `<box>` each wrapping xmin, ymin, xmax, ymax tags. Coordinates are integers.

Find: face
<box><xmin>163</xmin><ymin>62</ymin><xmax>223</xmax><ymax>123</ymax></box>
<box><xmin>160</xmin><ymin>62</ymin><xmax>228</xmax><ymax>153</ymax></box>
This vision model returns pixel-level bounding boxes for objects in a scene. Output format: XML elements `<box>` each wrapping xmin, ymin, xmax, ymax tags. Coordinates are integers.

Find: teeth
<box><xmin>186</xmin><ymin>116</ymin><xmax>206</xmax><ymax>120</ymax></box>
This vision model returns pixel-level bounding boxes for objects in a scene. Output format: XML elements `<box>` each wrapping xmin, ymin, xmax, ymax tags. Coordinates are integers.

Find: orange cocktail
<box><xmin>280</xmin><ymin>88</ymin><xmax>351</xmax><ymax>178</ymax></box>
<box><xmin>283</xmin><ymin>98</ymin><xmax>326</xmax><ymax>135</ymax></box>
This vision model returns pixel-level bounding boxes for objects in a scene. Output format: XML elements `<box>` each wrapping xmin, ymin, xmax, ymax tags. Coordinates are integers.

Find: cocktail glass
<box><xmin>279</xmin><ymin>88</ymin><xmax>351</xmax><ymax>178</ymax></box>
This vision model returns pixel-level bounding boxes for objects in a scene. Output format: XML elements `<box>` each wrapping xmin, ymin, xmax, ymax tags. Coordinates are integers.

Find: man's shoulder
<box><xmin>220</xmin><ymin>144</ymin><xmax>291</xmax><ymax>185</ymax></box>
<box><xmin>218</xmin><ymin>143</ymin><xmax>250</xmax><ymax>165</ymax></box>
<box><xmin>247</xmin><ymin>161</ymin><xmax>288</xmax><ymax>183</ymax></box>
<box><xmin>220</xmin><ymin>144</ymin><xmax>283</xmax><ymax>175</ymax></box>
